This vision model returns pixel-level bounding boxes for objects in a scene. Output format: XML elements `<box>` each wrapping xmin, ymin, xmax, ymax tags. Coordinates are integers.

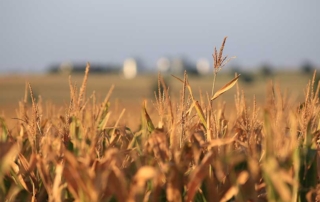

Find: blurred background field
<box><xmin>0</xmin><ymin>70</ymin><xmax>316</xmax><ymax>130</ymax></box>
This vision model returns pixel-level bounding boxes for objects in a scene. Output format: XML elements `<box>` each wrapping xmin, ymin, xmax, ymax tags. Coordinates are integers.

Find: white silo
<box><xmin>196</xmin><ymin>58</ymin><xmax>210</xmax><ymax>75</ymax></box>
<box><xmin>123</xmin><ymin>58</ymin><xmax>138</xmax><ymax>79</ymax></box>
<box><xmin>59</xmin><ymin>62</ymin><xmax>73</xmax><ymax>75</ymax></box>
<box><xmin>157</xmin><ymin>57</ymin><xmax>171</xmax><ymax>73</ymax></box>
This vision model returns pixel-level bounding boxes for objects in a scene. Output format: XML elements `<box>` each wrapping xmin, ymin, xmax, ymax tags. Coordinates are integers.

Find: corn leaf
<box><xmin>211</xmin><ymin>74</ymin><xmax>240</xmax><ymax>101</ymax></box>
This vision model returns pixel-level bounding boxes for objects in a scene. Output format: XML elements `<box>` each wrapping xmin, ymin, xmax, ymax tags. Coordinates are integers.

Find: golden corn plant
<box><xmin>0</xmin><ymin>38</ymin><xmax>319</xmax><ymax>202</ymax></box>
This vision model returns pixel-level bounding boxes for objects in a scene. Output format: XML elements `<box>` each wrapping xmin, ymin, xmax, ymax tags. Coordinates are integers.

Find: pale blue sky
<box><xmin>1</xmin><ymin>0</ymin><xmax>319</xmax><ymax>73</ymax></box>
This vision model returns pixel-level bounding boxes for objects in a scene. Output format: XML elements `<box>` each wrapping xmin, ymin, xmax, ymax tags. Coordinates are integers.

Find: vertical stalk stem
<box><xmin>211</xmin><ymin>71</ymin><xmax>217</xmax><ymax>98</ymax></box>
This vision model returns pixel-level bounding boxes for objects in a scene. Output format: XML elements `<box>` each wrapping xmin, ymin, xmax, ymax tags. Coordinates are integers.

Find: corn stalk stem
<box><xmin>211</xmin><ymin>71</ymin><xmax>218</xmax><ymax>98</ymax></box>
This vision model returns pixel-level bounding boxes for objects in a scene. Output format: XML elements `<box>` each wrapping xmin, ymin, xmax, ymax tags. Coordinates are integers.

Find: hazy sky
<box><xmin>1</xmin><ymin>0</ymin><xmax>319</xmax><ymax>73</ymax></box>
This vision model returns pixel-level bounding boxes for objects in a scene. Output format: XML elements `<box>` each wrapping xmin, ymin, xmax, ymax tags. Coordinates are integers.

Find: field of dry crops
<box><xmin>0</xmin><ymin>66</ymin><xmax>319</xmax><ymax>202</ymax></box>
<box><xmin>0</xmin><ymin>71</ymin><xmax>311</xmax><ymax>129</ymax></box>
<box><xmin>1</xmin><ymin>40</ymin><xmax>320</xmax><ymax>201</ymax></box>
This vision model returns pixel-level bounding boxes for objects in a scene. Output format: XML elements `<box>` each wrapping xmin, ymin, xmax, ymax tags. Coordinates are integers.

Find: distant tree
<box><xmin>229</xmin><ymin>65</ymin><xmax>242</xmax><ymax>77</ymax></box>
<box><xmin>301</xmin><ymin>61</ymin><xmax>314</xmax><ymax>74</ymax></box>
<box><xmin>260</xmin><ymin>63</ymin><xmax>273</xmax><ymax>77</ymax></box>
<box><xmin>47</xmin><ymin>62</ymin><xmax>121</xmax><ymax>75</ymax></box>
<box><xmin>47</xmin><ymin>64</ymin><xmax>60</xmax><ymax>74</ymax></box>
<box><xmin>240</xmin><ymin>72</ymin><xmax>255</xmax><ymax>84</ymax></box>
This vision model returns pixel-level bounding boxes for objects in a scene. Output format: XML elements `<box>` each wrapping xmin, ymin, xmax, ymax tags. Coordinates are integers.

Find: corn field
<box><xmin>0</xmin><ymin>38</ymin><xmax>319</xmax><ymax>202</ymax></box>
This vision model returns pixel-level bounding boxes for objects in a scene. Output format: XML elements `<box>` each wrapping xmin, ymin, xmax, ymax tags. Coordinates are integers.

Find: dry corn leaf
<box><xmin>9</xmin><ymin>153</ymin><xmax>38</xmax><ymax>194</ymax></box>
<box><xmin>103</xmin><ymin>168</ymin><xmax>128</xmax><ymax>202</ymax></box>
<box><xmin>263</xmin><ymin>158</ymin><xmax>291</xmax><ymax>202</ymax></box>
<box><xmin>194</xmin><ymin>101</ymin><xmax>207</xmax><ymax>129</ymax></box>
<box><xmin>220</xmin><ymin>171</ymin><xmax>249</xmax><ymax>202</ymax></box>
<box><xmin>52</xmin><ymin>163</ymin><xmax>65</xmax><ymax>202</ymax></box>
<box><xmin>186</xmin><ymin>151</ymin><xmax>214</xmax><ymax>202</ymax></box>
<box><xmin>36</xmin><ymin>156</ymin><xmax>53</xmax><ymax>196</ymax></box>
<box><xmin>208</xmin><ymin>133</ymin><xmax>238</xmax><ymax>149</ymax></box>
<box><xmin>128</xmin><ymin>166</ymin><xmax>159</xmax><ymax>202</ymax></box>
<box><xmin>142</xmin><ymin>101</ymin><xmax>155</xmax><ymax>133</ymax></box>
<box><xmin>211</xmin><ymin>74</ymin><xmax>240</xmax><ymax>101</ymax></box>
<box><xmin>0</xmin><ymin>142</ymin><xmax>19</xmax><ymax>175</ymax></box>
<box><xmin>18</xmin><ymin>153</ymin><xmax>37</xmax><ymax>184</ymax></box>
<box><xmin>0</xmin><ymin>143</ymin><xmax>20</xmax><ymax>191</ymax></box>
<box><xmin>10</xmin><ymin>162</ymin><xmax>33</xmax><ymax>193</ymax></box>
<box><xmin>63</xmin><ymin>151</ymin><xmax>94</xmax><ymax>201</ymax></box>
<box><xmin>4</xmin><ymin>184</ymin><xmax>21</xmax><ymax>202</ymax></box>
<box><xmin>166</xmin><ymin>164</ymin><xmax>183</xmax><ymax>202</ymax></box>
<box><xmin>134</xmin><ymin>166</ymin><xmax>157</xmax><ymax>186</ymax></box>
